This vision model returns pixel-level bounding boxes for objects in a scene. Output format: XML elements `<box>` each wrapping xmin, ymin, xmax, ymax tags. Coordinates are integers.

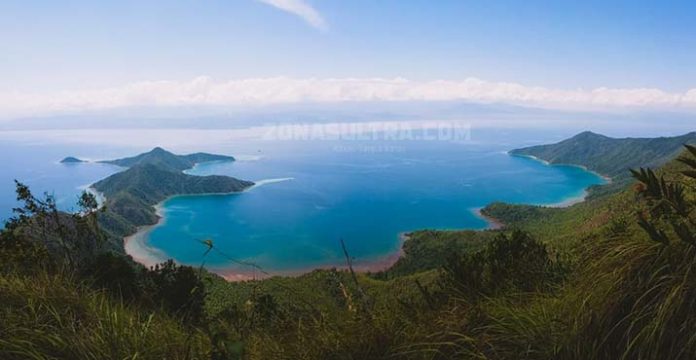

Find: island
<box><xmin>59</xmin><ymin>156</ymin><xmax>86</xmax><ymax>163</ymax></box>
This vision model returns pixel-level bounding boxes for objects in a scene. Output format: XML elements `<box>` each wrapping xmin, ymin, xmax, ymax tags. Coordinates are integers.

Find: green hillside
<box><xmin>510</xmin><ymin>131</ymin><xmax>696</xmax><ymax>178</ymax></box>
<box><xmin>510</xmin><ymin>131</ymin><xmax>696</xmax><ymax>197</ymax></box>
<box><xmin>94</xmin><ymin>163</ymin><xmax>252</xmax><ymax>203</ymax></box>
<box><xmin>100</xmin><ymin>147</ymin><xmax>235</xmax><ymax>171</ymax></box>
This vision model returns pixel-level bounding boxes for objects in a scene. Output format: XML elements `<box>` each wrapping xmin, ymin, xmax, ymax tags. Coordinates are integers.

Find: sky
<box><xmin>1</xmin><ymin>0</ymin><xmax>696</xmax><ymax>118</ymax></box>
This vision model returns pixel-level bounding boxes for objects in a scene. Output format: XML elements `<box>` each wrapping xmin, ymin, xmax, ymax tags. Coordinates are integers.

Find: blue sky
<box><xmin>1</xmin><ymin>0</ymin><xmax>695</xmax><ymax>117</ymax></box>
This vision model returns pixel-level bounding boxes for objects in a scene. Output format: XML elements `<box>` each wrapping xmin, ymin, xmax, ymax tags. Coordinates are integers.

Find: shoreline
<box><xmin>510</xmin><ymin>153</ymin><xmax>613</xmax><ymax>184</ymax></box>
<box><xmin>210</xmin><ymin>233</ymin><xmax>408</xmax><ymax>281</ymax></box>
<box><xmin>473</xmin><ymin>208</ymin><xmax>504</xmax><ymax>230</ymax></box>
<box><xmin>120</xmin><ymin>177</ymin><xmax>304</xmax><ymax>277</ymax></box>
<box><xmin>547</xmin><ymin>191</ymin><xmax>588</xmax><ymax>208</ymax></box>
<box><xmin>509</xmin><ymin>152</ymin><xmax>612</xmax><ymax>208</ymax></box>
<box><xmin>123</xmin><ymin>203</ymin><xmax>169</xmax><ymax>268</ymax></box>
<box><xmin>123</xmin><ymin>154</ymin><xmax>608</xmax><ymax>282</ymax></box>
<box><xmin>125</xmin><ymin>212</ymin><xmax>408</xmax><ymax>281</ymax></box>
<box><xmin>467</xmin><ymin>153</ymin><xmax>614</xmax><ymax>228</ymax></box>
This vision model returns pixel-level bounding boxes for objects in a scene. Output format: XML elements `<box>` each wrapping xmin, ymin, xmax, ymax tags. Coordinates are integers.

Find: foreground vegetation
<box><xmin>2</xmin><ymin>142</ymin><xmax>696</xmax><ymax>359</ymax></box>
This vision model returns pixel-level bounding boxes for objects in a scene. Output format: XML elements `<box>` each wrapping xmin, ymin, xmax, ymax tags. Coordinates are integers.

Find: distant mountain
<box><xmin>99</xmin><ymin>147</ymin><xmax>234</xmax><ymax>171</ymax></box>
<box><xmin>509</xmin><ymin>131</ymin><xmax>696</xmax><ymax>197</ymax></box>
<box><xmin>60</xmin><ymin>156</ymin><xmax>86</xmax><ymax>163</ymax></box>
<box><xmin>510</xmin><ymin>131</ymin><xmax>696</xmax><ymax>178</ymax></box>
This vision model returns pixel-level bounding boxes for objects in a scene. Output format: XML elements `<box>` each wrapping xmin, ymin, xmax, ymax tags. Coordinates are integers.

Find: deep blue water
<box><xmin>0</xmin><ymin>128</ymin><xmax>605</xmax><ymax>275</ymax></box>
<box><xmin>0</xmin><ymin>142</ymin><xmax>124</xmax><ymax>220</ymax></box>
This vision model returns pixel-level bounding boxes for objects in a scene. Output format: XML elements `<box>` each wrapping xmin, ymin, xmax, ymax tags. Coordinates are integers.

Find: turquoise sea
<box><xmin>0</xmin><ymin>127</ymin><xmax>605</xmax><ymax>276</ymax></box>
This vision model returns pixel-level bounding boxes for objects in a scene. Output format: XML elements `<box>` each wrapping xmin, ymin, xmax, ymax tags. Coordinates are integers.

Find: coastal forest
<box><xmin>2</xmin><ymin>131</ymin><xmax>696</xmax><ymax>360</ymax></box>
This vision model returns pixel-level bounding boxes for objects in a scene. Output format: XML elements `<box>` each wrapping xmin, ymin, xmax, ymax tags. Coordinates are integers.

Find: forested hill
<box><xmin>99</xmin><ymin>147</ymin><xmax>234</xmax><ymax>171</ymax></box>
<box><xmin>93</xmin><ymin>148</ymin><xmax>253</xmax><ymax>236</ymax></box>
<box><xmin>94</xmin><ymin>163</ymin><xmax>253</xmax><ymax>226</ymax></box>
<box><xmin>510</xmin><ymin>131</ymin><xmax>696</xmax><ymax>179</ymax></box>
<box><xmin>94</xmin><ymin>163</ymin><xmax>253</xmax><ymax>204</ymax></box>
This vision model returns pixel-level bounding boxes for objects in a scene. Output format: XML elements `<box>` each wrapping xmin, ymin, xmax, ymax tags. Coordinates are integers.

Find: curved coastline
<box><xmin>123</xmin><ymin>204</ymin><xmax>169</xmax><ymax>268</ymax></box>
<box><xmin>507</xmin><ymin>152</ymin><xmax>611</xmax><ymax>208</ymax></box>
<box><xmin>125</xmin><ymin>209</ymin><xmax>406</xmax><ymax>281</ymax></box>
<box><xmin>468</xmin><ymin>153</ymin><xmax>612</xmax><ymax>229</ymax></box>
<box><xmin>473</xmin><ymin>208</ymin><xmax>504</xmax><ymax>229</ymax></box>
<box><xmin>123</xmin><ymin>177</ymin><xmax>297</xmax><ymax>276</ymax></box>
<box><xmin>210</xmin><ymin>233</ymin><xmax>408</xmax><ymax>282</ymax></box>
<box><xmin>510</xmin><ymin>153</ymin><xmax>613</xmax><ymax>184</ymax></box>
<box><xmin>124</xmin><ymin>158</ymin><xmax>609</xmax><ymax>282</ymax></box>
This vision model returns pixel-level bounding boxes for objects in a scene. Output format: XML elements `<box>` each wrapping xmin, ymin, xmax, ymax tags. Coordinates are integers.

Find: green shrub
<box><xmin>82</xmin><ymin>252</ymin><xmax>142</xmax><ymax>301</ymax></box>
<box><xmin>145</xmin><ymin>259</ymin><xmax>207</xmax><ymax>326</ymax></box>
<box><xmin>440</xmin><ymin>230</ymin><xmax>561</xmax><ymax>299</ymax></box>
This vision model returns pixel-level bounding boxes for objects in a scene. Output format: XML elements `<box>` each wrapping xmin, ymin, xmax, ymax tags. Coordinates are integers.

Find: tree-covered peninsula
<box><xmin>93</xmin><ymin>148</ymin><xmax>253</xmax><ymax>239</ymax></box>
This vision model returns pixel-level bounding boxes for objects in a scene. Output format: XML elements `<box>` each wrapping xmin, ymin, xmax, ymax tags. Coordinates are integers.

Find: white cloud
<box><xmin>1</xmin><ymin>76</ymin><xmax>696</xmax><ymax>118</ymax></box>
<box><xmin>257</xmin><ymin>0</ymin><xmax>327</xmax><ymax>30</ymax></box>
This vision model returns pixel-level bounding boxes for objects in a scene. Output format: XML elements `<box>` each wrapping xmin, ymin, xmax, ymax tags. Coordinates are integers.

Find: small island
<box><xmin>60</xmin><ymin>156</ymin><xmax>86</xmax><ymax>163</ymax></box>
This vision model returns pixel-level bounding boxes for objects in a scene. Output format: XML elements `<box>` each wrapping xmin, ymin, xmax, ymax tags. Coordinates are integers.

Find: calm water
<box><xmin>0</xmin><ymin>127</ymin><xmax>605</xmax><ymax>275</ymax></box>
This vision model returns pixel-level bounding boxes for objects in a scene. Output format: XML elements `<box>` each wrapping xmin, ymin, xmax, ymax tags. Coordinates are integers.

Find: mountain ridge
<box><xmin>509</xmin><ymin>130</ymin><xmax>696</xmax><ymax>197</ymax></box>
<box><xmin>99</xmin><ymin>147</ymin><xmax>235</xmax><ymax>171</ymax></box>
<box><xmin>510</xmin><ymin>131</ymin><xmax>696</xmax><ymax>178</ymax></box>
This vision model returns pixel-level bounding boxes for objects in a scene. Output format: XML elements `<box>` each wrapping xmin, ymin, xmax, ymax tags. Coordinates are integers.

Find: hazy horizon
<box><xmin>2</xmin><ymin>0</ymin><xmax>695</xmax><ymax>126</ymax></box>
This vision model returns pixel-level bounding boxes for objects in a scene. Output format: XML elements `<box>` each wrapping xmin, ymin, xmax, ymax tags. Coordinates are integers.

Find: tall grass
<box><xmin>561</xmin><ymin>230</ymin><xmax>696</xmax><ymax>359</ymax></box>
<box><xmin>0</xmin><ymin>270</ymin><xmax>210</xmax><ymax>359</ymax></box>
